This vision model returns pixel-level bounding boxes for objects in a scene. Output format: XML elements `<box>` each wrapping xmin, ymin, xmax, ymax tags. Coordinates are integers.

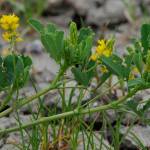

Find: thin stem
<box><xmin>0</xmin><ymin>87</ymin><xmax>140</xmax><ymax>135</ymax></box>
<box><xmin>81</xmin><ymin>81</ymin><xmax>119</xmax><ymax>108</ymax></box>
<box><xmin>0</xmin><ymin>87</ymin><xmax>14</xmax><ymax>112</ymax></box>
<box><xmin>0</xmin><ymin>65</ymin><xmax>67</xmax><ymax>118</ymax></box>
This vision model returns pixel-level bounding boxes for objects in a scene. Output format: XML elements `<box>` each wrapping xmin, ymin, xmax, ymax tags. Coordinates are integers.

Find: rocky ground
<box><xmin>0</xmin><ymin>0</ymin><xmax>150</xmax><ymax>149</ymax></box>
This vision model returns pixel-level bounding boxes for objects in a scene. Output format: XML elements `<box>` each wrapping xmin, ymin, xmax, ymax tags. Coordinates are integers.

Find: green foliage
<box><xmin>28</xmin><ymin>19</ymin><xmax>150</xmax><ymax>88</ymax></box>
<box><xmin>2</xmin><ymin>17</ymin><xmax>150</xmax><ymax>150</ymax></box>
<box><xmin>69</xmin><ymin>21</ymin><xmax>78</xmax><ymax>45</ymax></box>
<box><xmin>141</xmin><ymin>24</ymin><xmax>150</xmax><ymax>58</ymax></box>
<box><xmin>28</xmin><ymin>19</ymin><xmax>44</xmax><ymax>33</ymax></box>
<box><xmin>123</xmin><ymin>24</ymin><xmax>150</xmax><ymax>89</ymax></box>
<box><xmin>132</xmin><ymin>52</ymin><xmax>143</xmax><ymax>73</ymax></box>
<box><xmin>101</xmin><ymin>55</ymin><xmax>129</xmax><ymax>79</ymax></box>
<box><xmin>127</xmin><ymin>78</ymin><xmax>145</xmax><ymax>89</ymax></box>
<box><xmin>72</xmin><ymin>61</ymin><xmax>95</xmax><ymax>86</ymax></box>
<box><xmin>29</xmin><ymin>19</ymin><xmax>95</xmax><ymax>86</ymax></box>
<box><xmin>41</xmin><ymin>31</ymin><xmax>64</xmax><ymax>63</ymax></box>
<box><xmin>0</xmin><ymin>54</ymin><xmax>32</xmax><ymax>91</ymax></box>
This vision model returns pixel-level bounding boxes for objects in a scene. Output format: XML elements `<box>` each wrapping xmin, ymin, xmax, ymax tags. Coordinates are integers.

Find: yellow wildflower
<box><xmin>96</xmin><ymin>40</ymin><xmax>106</xmax><ymax>54</ymax></box>
<box><xmin>98</xmin><ymin>39</ymin><xmax>105</xmax><ymax>45</ymax></box>
<box><xmin>96</xmin><ymin>40</ymin><xmax>112</xmax><ymax>57</ymax></box>
<box><xmin>0</xmin><ymin>14</ymin><xmax>22</xmax><ymax>43</ymax></box>
<box><xmin>100</xmin><ymin>65</ymin><xmax>108</xmax><ymax>73</ymax></box>
<box><xmin>90</xmin><ymin>53</ymin><xmax>98</xmax><ymax>61</ymax></box>
<box><xmin>132</xmin><ymin>67</ymin><xmax>139</xmax><ymax>74</ymax></box>
<box><xmin>2</xmin><ymin>31</ymin><xmax>22</xmax><ymax>42</ymax></box>
<box><xmin>129</xmin><ymin>66</ymin><xmax>140</xmax><ymax>80</ymax></box>
<box><xmin>2</xmin><ymin>32</ymin><xmax>11</xmax><ymax>42</ymax></box>
<box><xmin>90</xmin><ymin>39</ymin><xmax>113</xmax><ymax>62</ymax></box>
<box><xmin>0</xmin><ymin>14</ymin><xmax>19</xmax><ymax>31</ymax></box>
<box><xmin>129</xmin><ymin>73</ymin><xmax>135</xmax><ymax>80</ymax></box>
<box><xmin>103</xmin><ymin>49</ymin><xmax>112</xmax><ymax>57</ymax></box>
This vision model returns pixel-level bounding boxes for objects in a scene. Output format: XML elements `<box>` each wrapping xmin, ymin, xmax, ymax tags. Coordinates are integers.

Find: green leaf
<box><xmin>17</xmin><ymin>56</ymin><xmax>32</xmax><ymax>88</ymax></box>
<box><xmin>0</xmin><ymin>67</ymin><xmax>9</xmax><ymax>89</ymax></box>
<box><xmin>78</xmin><ymin>27</ymin><xmax>94</xmax><ymax>42</ymax></box>
<box><xmin>126</xmin><ymin>100</ymin><xmax>139</xmax><ymax>114</ymax></box>
<box><xmin>133</xmin><ymin>52</ymin><xmax>143</xmax><ymax>73</ymax></box>
<box><xmin>101</xmin><ymin>55</ymin><xmax>128</xmax><ymax>78</ymax></box>
<box><xmin>141</xmin><ymin>24</ymin><xmax>150</xmax><ymax>56</ymax></box>
<box><xmin>46</xmin><ymin>23</ymin><xmax>57</xmax><ymax>33</ymax></box>
<box><xmin>29</xmin><ymin>19</ymin><xmax>44</xmax><ymax>33</ymax></box>
<box><xmin>0</xmin><ymin>55</ymin><xmax>32</xmax><ymax>90</ymax></box>
<box><xmin>71</xmin><ymin>68</ymin><xmax>89</xmax><ymax>86</ymax></box>
<box><xmin>143</xmin><ymin>101</ymin><xmax>150</xmax><ymax>112</ymax></box>
<box><xmin>41</xmin><ymin>31</ymin><xmax>64</xmax><ymax>62</ymax></box>
<box><xmin>55</xmin><ymin>31</ymin><xmax>64</xmax><ymax>56</ymax></box>
<box><xmin>80</xmin><ymin>36</ymin><xmax>93</xmax><ymax>62</ymax></box>
<box><xmin>22</xmin><ymin>55</ymin><xmax>32</xmax><ymax>67</ymax></box>
<box><xmin>125</xmin><ymin>54</ymin><xmax>133</xmax><ymax>68</ymax></box>
<box><xmin>15</xmin><ymin>56</ymin><xmax>24</xmax><ymax>77</ymax></box>
<box><xmin>69</xmin><ymin>22</ymin><xmax>78</xmax><ymax>45</ymax></box>
<box><xmin>99</xmin><ymin>72</ymin><xmax>111</xmax><ymax>86</ymax></box>
<box><xmin>41</xmin><ymin>34</ymin><xmax>57</xmax><ymax>60</ymax></box>
<box><xmin>72</xmin><ymin>62</ymin><xmax>95</xmax><ymax>86</ymax></box>
<box><xmin>3</xmin><ymin>55</ymin><xmax>16</xmax><ymax>84</ymax></box>
<box><xmin>128</xmin><ymin>78</ymin><xmax>145</xmax><ymax>89</ymax></box>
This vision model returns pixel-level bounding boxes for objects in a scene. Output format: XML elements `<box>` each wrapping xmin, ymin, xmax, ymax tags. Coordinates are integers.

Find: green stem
<box><xmin>120</xmin><ymin>78</ymin><xmax>125</xmax><ymax>96</ymax></box>
<box><xmin>0</xmin><ymin>87</ymin><xmax>14</xmax><ymax>112</ymax></box>
<box><xmin>0</xmin><ymin>87</ymin><xmax>139</xmax><ymax>135</ymax></box>
<box><xmin>0</xmin><ymin>37</ymin><xmax>16</xmax><ymax>111</ymax></box>
<box><xmin>0</xmin><ymin>65</ymin><xmax>67</xmax><ymax>118</ymax></box>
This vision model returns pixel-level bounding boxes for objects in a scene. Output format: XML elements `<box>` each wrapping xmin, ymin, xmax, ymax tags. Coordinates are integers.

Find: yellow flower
<box><xmin>129</xmin><ymin>66</ymin><xmax>140</xmax><ymax>80</ymax></box>
<box><xmin>100</xmin><ymin>65</ymin><xmax>108</xmax><ymax>73</ymax></box>
<box><xmin>0</xmin><ymin>14</ymin><xmax>19</xmax><ymax>31</ymax></box>
<box><xmin>98</xmin><ymin>40</ymin><xmax>112</xmax><ymax>57</ymax></box>
<box><xmin>129</xmin><ymin>73</ymin><xmax>135</xmax><ymax>80</ymax></box>
<box><xmin>96</xmin><ymin>46</ymin><xmax>104</xmax><ymax>55</ymax></box>
<box><xmin>0</xmin><ymin>14</ymin><xmax>22</xmax><ymax>43</ymax></box>
<box><xmin>16</xmin><ymin>37</ymin><xmax>23</xmax><ymax>42</ymax></box>
<box><xmin>2</xmin><ymin>31</ymin><xmax>22</xmax><ymax>42</ymax></box>
<box><xmin>132</xmin><ymin>67</ymin><xmax>139</xmax><ymax>74</ymax></box>
<box><xmin>97</xmin><ymin>39</ymin><xmax>105</xmax><ymax>46</ymax></box>
<box><xmin>103</xmin><ymin>49</ymin><xmax>112</xmax><ymax>57</ymax></box>
<box><xmin>96</xmin><ymin>40</ymin><xmax>106</xmax><ymax>54</ymax></box>
<box><xmin>90</xmin><ymin>53</ymin><xmax>98</xmax><ymax>61</ymax></box>
<box><xmin>90</xmin><ymin>39</ymin><xmax>113</xmax><ymax>62</ymax></box>
<box><xmin>2</xmin><ymin>32</ymin><xmax>11</xmax><ymax>41</ymax></box>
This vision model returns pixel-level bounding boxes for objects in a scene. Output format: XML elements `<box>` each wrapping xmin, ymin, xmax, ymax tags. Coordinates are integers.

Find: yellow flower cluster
<box><xmin>0</xmin><ymin>14</ymin><xmax>19</xmax><ymax>30</ymax></box>
<box><xmin>90</xmin><ymin>39</ymin><xmax>112</xmax><ymax>61</ymax></box>
<box><xmin>0</xmin><ymin>14</ymin><xmax>22</xmax><ymax>42</ymax></box>
<box><xmin>129</xmin><ymin>67</ymin><xmax>140</xmax><ymax>80</ymax></box>
<box><xmin>2</xmin><ymin>31</ymin><xmax>22</xmax><ymax>42</ymax></box>
<box><xmin>100</xmin><ymin>65</ymin><xmax>108</xmax><ymax>73</ymax></box>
